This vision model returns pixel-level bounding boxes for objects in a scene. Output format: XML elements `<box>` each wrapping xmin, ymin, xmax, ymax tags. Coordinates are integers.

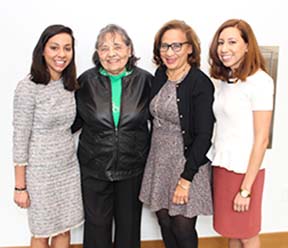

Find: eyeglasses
<box><xmin>159</xmin><ymin>41</ymin><xmax>190</xmax><ymax>53</ymax></box>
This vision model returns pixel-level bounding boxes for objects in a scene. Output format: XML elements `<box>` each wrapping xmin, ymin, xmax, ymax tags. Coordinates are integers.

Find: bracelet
<box><xmin>14</xmin><ymin>187</ymin><xmax>27</xmax><ymax>192</ymax></box>
<box><xmin>177</xmin><ymin>181</ymin><xmax>189</xmax><ymax>190</ymax></box>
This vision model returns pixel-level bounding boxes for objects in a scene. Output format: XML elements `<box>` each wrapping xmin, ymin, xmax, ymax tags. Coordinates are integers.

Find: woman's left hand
<box><xmin>233</xmin><ymin>192</ymin><xmax>250</xmax><ymax>212</ymax></box>
<box><xmin>172</xmin><ymin>178</ymin><xmax>191</xmax><ymax>205</ymax></box>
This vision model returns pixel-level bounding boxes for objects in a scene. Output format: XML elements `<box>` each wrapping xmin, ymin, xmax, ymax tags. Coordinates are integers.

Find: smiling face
<box><xmin>43</xmin><ymin>33</ymin><xmax>73</xmax><ymax>81</ymax></box>
<box><xmin>160</xmin><ymin>29</ymin><xmax>192</xmax><ymax>73</ymax></box>
<box><xmin>217</xmin><ymin>27</ymin><xmax>248</xmax><ymax>72</ymax></box>
<box><xmin>96</xmin><ymin>32</ymin><xmax>131</xmax><ymax>75</ymax></box>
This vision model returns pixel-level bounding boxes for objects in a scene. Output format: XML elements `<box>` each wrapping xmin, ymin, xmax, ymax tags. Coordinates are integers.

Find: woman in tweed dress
<box><xmin>13</xmin><ymin>25</ymin><xmax>83</xmax><ymax>248</ymax></box>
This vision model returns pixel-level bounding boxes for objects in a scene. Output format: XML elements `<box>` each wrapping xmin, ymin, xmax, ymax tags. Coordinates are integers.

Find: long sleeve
<box><xmin>13</xmin><ymin>78</ymin><xmax>37</xmax><ymax>165</ymax></box>
<box><xmin>180</xmin><ymin>72</ymin><xmax>215</xmax><ymax>181</ymax></box>
<box><xmin>71</xmin><ymin>75</ymin><xmax>85</xmax><ymax>134</ymax></box>
<box><xmin>71</xmin><ymin>109</ymin><xmax>83</xmax><ymax>134</ymax></box>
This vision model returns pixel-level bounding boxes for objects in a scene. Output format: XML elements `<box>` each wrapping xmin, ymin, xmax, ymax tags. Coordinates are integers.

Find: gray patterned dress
<box><xmin>139</xmin><ymin>79</ymin><xmax>213</xmax><ymax>218</ymax></box>
<box><xmin>13</xmin><ymin>76</ymin><xmax>83</xmax><ymax>237</ymax></box>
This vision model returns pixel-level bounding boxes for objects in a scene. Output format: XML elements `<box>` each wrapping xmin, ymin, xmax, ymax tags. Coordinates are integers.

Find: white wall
<box><xmin>1</xmin><ymin>0</ymin><xmax>288</xmax><ymax>246</ymax></box>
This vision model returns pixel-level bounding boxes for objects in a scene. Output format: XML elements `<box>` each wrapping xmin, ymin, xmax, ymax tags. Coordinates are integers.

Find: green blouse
<box><xmin>100</xmin><ymin>68</ymin><xmax>132</xmax><ymax>127</ymax></box>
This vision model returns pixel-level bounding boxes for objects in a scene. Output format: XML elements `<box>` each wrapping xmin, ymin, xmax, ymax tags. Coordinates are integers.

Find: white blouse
<box><xmin>207</xmin><ymin>70</ymin><xmax>274</xmax><ymax>173</ymax></box>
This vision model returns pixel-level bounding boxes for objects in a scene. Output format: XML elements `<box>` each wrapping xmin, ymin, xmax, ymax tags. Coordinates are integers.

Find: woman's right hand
<box><xmin>14</xmin><ymin>190</ymin><xmax>30</xmax><ymax>209</ymax></box>
<box><xmin>172</xmin><ymin>178</ymin><xmax>191</xmax><ymax>205</ymax></box>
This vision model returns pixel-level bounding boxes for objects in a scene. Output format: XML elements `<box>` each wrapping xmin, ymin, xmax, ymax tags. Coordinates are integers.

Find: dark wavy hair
<box><xmin>30</xmin><ymin>24</ymin><xmax>78</xmax><ymax>91</ymax></box>
<box><xmin>92</xmin><ymin>24</ymin><xmax>139</xmax><ymax>71</ymax></box>
<box><xmin>209</xmin><ymin>19</ymin><xmax>267</xmax><ymax>82</ymax></box>
<box><xmin>153</xmin><ymin>19</ymin><xmax>201</xmax><ymax>68</ymax></box>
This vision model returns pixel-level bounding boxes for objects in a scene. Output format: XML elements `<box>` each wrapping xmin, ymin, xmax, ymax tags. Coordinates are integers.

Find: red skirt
<box><xmin>213</xmin><ymin>166</ymin><xmax>265</xmax><ymax>239</ymax></box>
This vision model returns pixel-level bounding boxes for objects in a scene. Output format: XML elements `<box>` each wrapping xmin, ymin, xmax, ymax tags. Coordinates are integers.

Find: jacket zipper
<box><xmin>109</xmin><ymin>77</ymin><xmax>122</xmax><ymax>181</ymax></box>
<box><xmin>114</xmin><ymin>79</ymin><xmax>123</xmax><ymax>179</ymax></box>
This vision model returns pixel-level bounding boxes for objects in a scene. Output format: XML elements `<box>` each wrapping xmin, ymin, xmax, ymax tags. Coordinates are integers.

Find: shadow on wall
<box><xmin>260</xmin><ymin>46</ymin><xmax>279</xmax><ymax>149</ymax></box>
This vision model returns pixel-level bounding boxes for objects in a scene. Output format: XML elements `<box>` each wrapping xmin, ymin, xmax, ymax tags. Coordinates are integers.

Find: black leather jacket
<box><xmin>72</xmin><ymin>66</ymin><xmax>153</xmax><ymax>181</ymax></box>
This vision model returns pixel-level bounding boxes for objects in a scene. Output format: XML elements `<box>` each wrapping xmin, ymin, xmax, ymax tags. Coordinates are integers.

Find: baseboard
<box><xmin>139</xmin><ymin>233</ymin><xmax>288</xmax><ymax>248</ymax></box>
<box><xmin>2</xmin><ymin>232</ymin><xmax>288</xmax><ymax>248</ymax></box>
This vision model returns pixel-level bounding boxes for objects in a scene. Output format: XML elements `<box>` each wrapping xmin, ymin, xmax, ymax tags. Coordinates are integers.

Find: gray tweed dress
<box><xmin>13</xmin><ymin>76</ymin><xmax>84</xmax><ymax>237</ymax></box>
<box><xmin>139</xmin><ymin>79</ymin><xmax>213</xmax><ymax>218</ymax></box>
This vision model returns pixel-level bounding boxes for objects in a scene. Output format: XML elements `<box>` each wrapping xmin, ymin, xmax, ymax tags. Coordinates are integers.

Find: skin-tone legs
<box><xmin>31</xmin><ymin>237</ymin><xmax>49</xmax><ymax>248</ymax></box>
<box><xmin>51</xmin><ymin>231</ymin><xmax>70</xmax><ymax>248</ymax></box>
<box><xmin>31</xmin><ymin>231</ymin><xmax>70</xmax><ymax>248</ymax></box>
<box><xmin>229</xmin><ymin>235</ymin><xmax>260</xmax><ymax>248</ymax></box>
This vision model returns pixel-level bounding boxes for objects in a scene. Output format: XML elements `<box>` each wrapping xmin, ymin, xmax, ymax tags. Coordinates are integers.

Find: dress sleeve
<box><xmin>251</xmin><ymin>73</ymin><xmax>274</xmax><ymax>111</ymax></box>
<box><xmin>13</xmin><ymin>78</ymin><xmax>37</xmax><ymax>165</ymax></box>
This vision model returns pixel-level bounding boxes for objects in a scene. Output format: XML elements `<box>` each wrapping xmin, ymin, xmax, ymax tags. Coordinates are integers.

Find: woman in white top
<box><xmin>207</xmin><ymin>19</ymin><xmax>274</xmax><ymax>248</ymax></box>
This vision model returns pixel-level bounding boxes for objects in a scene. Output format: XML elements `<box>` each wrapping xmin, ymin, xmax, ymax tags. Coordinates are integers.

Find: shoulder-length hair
<box><xmin>30</xmin><ymin>24</ymin><xmax>78</xmax><ymax>91</ymax></box>
<box><xmin>209</xmin><ymin>19</ymin><xmax>267</xmax><ymax>82</ymax></box>
<box><xmin>92</xmin><ymin>24</ymin><xmax>139</xmax><ymax>71</ymax></box>
<box><xmin>153</xmin><ymin>19</ymin><xmax>201</xmax><ymax>68</ymax></box>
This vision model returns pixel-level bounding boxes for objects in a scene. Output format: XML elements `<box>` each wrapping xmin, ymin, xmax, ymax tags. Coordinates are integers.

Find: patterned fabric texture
<box><xmin>140</xmin><ymin>80</ymin><xmax>213</xmax><ymax>218</ymax></box>
<box><xmin>13</xmin><ymin>76</ymin><xmax>83</xmax><ymax>237</ymax></box>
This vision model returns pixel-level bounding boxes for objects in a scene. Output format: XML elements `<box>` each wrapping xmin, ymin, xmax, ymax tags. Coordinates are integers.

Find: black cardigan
<box><xmin>151</xmin><ymin>66</ymin><xmax>215</xmax><ymax>181</ymax></box>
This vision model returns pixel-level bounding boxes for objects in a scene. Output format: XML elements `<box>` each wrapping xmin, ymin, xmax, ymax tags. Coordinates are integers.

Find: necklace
<box><xmin>167</xmin><ymin>64</ymin><xmax>190</xmax><ymax>82</ymax></box>
<box><xmin>227</xmin><ymin>78</ymin><xmax>239</xmax><ymax>84</ymax></box>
